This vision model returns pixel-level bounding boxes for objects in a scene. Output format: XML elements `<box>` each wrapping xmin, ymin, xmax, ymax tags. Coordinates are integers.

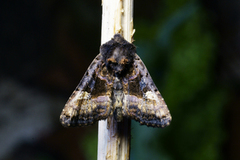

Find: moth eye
<box><xmin>107</xmin><ymin>58</ymin><xmax>116</xmax><ymax>64</ymax></box>
<box><xmin>119</xmin><ymin>58</ymin><xmax>129</xmax><ymax>65</ymax></box>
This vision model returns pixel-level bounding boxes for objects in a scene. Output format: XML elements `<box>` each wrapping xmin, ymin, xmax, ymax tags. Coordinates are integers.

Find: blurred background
<box><xmin>0</xmin><ymin>0</ymin><xmax>239</xmax><ymax>160</ymax></box>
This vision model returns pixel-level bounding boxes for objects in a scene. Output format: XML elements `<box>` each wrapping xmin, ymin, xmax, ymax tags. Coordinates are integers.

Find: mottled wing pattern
<box><xmin>122</xmin><ymin>54</ymin><xmax>172</xmax><ymax>128</ymax></box>
<box><xmin>60</xmin><ymin>54</ymin><xmax>113</xmax><ymax>127</ymax></box>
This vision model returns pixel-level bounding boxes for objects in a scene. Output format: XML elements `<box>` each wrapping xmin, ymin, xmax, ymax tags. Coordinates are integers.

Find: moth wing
<box><xmin>60</xmin><ymin>54</ymin><xmax>113</xmax><ymax>127</ymax></box>
<box><xmin>123</xmin><ymin>54</ymin><xmax>172</xmax><ymax>128</ymax></box>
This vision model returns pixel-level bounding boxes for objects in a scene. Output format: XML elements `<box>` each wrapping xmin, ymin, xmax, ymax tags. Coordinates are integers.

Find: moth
<box><xmin>60</xmin><ymin>34</ymin><xmax>171</xmax><ymax>128</ymax></box>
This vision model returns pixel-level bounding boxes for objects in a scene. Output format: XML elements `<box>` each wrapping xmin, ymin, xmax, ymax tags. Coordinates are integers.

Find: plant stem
<box><xmin>98</xmin><ymin>0</ymin><xmax>134</xmax><ymax>160</ymax></box>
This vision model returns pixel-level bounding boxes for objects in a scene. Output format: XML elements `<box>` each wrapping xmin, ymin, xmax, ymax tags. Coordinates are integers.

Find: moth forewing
<box><xmin>60</xmin><ymin>54</ymin><xmax>112</xmax><ymax>127</ymax></box>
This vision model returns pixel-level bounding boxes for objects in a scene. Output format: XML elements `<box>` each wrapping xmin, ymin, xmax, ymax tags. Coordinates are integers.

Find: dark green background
<box><xmin>1</xmin><ymin>0</ymin><xmax>239</xmax><ymax>160</ymax></box>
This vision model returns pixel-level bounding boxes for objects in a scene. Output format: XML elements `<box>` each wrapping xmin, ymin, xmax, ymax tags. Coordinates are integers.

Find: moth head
<box><xmin>100</xmin><ymin>34</ymin><xmax>136</xmax><ymax>76</ymax></box>
<box><xmin>106</xmin><ymin>47</ymin><xmax>132</xmax><ymax>75</ymax></box>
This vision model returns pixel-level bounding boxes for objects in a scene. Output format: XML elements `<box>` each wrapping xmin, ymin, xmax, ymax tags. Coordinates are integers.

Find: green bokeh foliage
<box><xmin>131</xmin><ymin>1</ymin><xmax>226</xmax><ymax>160</ymax></box>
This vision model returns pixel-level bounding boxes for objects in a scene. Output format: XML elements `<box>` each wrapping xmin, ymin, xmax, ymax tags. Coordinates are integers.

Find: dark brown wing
<box><xmin>60</xmin><ymin>54</ymin><xmax>113</xmax><ymax>127</ymax></box>
<box><xmin>122</xmin><ymin>54</ymin><xmax>172</xmax><ymax>128</ymax></box>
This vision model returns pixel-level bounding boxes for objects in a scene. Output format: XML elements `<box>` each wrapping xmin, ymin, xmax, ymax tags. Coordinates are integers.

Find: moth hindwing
<box><xmin>60</xmin><ymin>34</ymin><xmax>172</xmax><ymax>128</ymax></box>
